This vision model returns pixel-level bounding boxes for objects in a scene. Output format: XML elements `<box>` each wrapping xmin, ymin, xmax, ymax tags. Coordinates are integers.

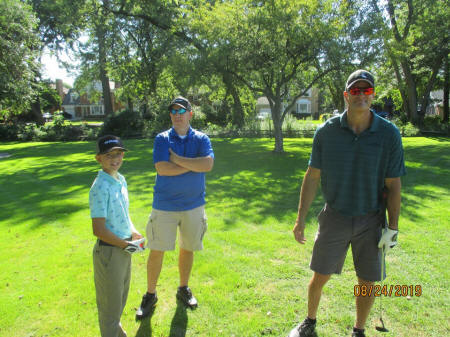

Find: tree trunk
<box><xmin>127</xmin><ymin>97</ymin><xmax>134</xmax><ymax>112</ymax></box>
<box><xmin>222</xmin><ymin>73</ymin><xmax>244</xmax><ymax>127</ymax></box>
<box><xmin>400</xmin><ymin>59</ymin><xmax>418</xmax><ymax>123</ymax></box>
<box><xmin>270</xmin><ymin>97</ymin><xmax>284</xmax><ymax>153</ymax></box>
<box><xmin>31</xmin><ymin>98</ymin><xmax>44</xmax><ymax>125</ymax></box>
<box><xmin>96</xmin><ymin>20</ymin><xmax>113</xmax><ymax>116</ymax></box>
<box><xmin>444</xmin><ymin>53</ymin><xmax>449</xmax><ymax>123</ymax></box>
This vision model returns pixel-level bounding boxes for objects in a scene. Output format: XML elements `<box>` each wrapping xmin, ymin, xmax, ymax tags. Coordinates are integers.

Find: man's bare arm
<box><xmin>384</xmin><ymin>177</ymin><xmax>402</xmax><ymax>230</ymax></box>
<box><xmin>155</xmin><ymin>161</ymin><xmax>190</xmax><ymax>176</ymax></box>
<box><xmin>293</xmin><ymin>166</ymin><xmax>321</xmax><ymax>244</ymax></box>
<box><xmin>169</xmin><ymin>148</ymin><xmax>214</xmax><ymax>172</ymax></box>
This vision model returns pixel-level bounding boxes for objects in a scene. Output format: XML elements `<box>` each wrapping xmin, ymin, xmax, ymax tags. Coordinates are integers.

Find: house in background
<box><xmin>256</xmin><ymin>88</ymin><xmax>319</xmax><ymax>119</ymax></box>
<box><xmin>61</xmin><ymin>81</ymin><xmax>123</xmax><ymax>120</ymax></box>
<box><xmin>427</xmin><ymin>90</ymin><xmax>445</xmax><ymax>119</ymax></box>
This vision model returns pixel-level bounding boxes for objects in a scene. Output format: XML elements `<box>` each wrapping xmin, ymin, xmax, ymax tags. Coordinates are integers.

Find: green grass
<box><xmin>0</xmin><ymin>137</ymin><xmax>449</xmax><ymax>337</ymax></box>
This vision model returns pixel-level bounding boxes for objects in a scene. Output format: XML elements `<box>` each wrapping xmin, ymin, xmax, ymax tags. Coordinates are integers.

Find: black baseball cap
<box><xmin>346</xmin><ymin>69</ymin><xmax>375</xmax><ymax>90</ymax></box>
<box><xmin>168</xmin><ymin>96</ymin><xmax>192</xmax><ymax>112</ymax></box>
<box><xmin>97</xmin><ymin>135</ymin><xmax>127</xmax><ymax>154</ymax></box>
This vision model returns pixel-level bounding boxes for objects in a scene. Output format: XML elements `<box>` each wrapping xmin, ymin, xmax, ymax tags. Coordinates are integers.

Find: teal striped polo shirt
<box><xmin>309</xmin><ymin>111</ymin><xmax>406</xmax><ymax>216</ymax></box>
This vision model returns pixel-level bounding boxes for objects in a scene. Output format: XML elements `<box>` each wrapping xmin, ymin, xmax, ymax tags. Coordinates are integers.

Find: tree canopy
<box><xmin>0</xmin><ymin>0</ymin><xmax>41</xmax><ymax>117</ymax></box>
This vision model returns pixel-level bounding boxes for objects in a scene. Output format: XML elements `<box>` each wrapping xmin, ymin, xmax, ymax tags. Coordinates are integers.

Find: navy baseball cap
<box><xmin>346</xmin><ymin>69</ymin><xmax>375</xmax><ymax>90</ymax></box>
<box><xmin>168</xmin><ymin>96</ymin><xmax>192</xmax><ymax>112</ymax></box>
<box><xmin>97</xmin><ymin>135</ymin><xmax>127</xmax><ymax>154</ymax></box>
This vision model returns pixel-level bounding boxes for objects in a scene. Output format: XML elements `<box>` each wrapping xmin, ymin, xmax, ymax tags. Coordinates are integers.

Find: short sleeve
<box><xmin>308</xmin><ymin>127</ymin><xmax>322</xmax><ymax>169</ymax></box>
<box><xmin>386</xmin><ymin>128</ymin><xmax>406</xmax><ymax>178</ymax></box>
<box><xmin>199</xmin><ymin>135</ymin><xmax>214</xmax><ymax>159</ymax></box>
<box><xmin>89</xmin><ymin>183</ymin><xmax>108</xmax><ymax>218</ymax></box>
<box><xmin>153</xmin><ymin>134</ymin><xmax>170</xmax><ymax>164</ymax></box>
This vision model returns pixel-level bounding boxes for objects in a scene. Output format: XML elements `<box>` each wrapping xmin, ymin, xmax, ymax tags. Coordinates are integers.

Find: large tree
<box><xmin>0</xmin><ymin>0</ymin><xmax>41</xmax><ymax>118</ymax></box>
<box><xmin>189</xmin><ymin>0</ymin><xmax>344</xmax><ymax>152</ymax></box>
<box><xmin>371</xmin><ymin>0</ymin><xmax>449</xmax><ymax>123</ymax></box>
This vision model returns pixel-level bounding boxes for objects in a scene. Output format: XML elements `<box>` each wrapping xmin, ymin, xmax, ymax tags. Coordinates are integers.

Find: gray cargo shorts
<box><xmin>310</xmin><ymin>204</ymin><xmax>385</xmax><ymax>281</ymax></box>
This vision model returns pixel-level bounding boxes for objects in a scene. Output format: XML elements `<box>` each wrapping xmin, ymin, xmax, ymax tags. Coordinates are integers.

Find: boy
<box><xmin>90</xmin><ymin>135</ymin><xmax>144</xmax><ymax>337</ymax></box>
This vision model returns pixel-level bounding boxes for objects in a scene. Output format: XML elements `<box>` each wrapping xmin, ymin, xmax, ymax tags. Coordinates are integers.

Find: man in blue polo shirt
<box><xmin>136</xmin><ymin>96</ymin><xmax>214</xmax><ymax>319</ymax></box>
<box><xmin>288</xmin><ymin>70</ymin><xmax>406</xmax><ymax>337</ymax></box>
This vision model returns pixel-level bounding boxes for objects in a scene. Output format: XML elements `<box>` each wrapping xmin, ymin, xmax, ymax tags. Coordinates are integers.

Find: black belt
<box><xmin>98</xmin><ymin>239</ymin><xmax>113</xmax><ymax>247</ymax></box>
<box><xmin>98</xmin><ymin>237</ymin><xmax>132</xmax><ymax>247</ymax></box>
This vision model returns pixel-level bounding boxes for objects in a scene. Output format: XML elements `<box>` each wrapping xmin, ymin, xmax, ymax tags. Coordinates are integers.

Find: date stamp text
<box><xmin>354</xmin><ymin>284</ymin><xmax>422</xmax><ymax>297</ymax></box>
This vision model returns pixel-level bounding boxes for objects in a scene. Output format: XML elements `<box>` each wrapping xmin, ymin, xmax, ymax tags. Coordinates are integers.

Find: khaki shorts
<box><xmin>310</xmin><ymin>204</ymin><xmax>385</xmax><ymax>282</ymax></box>
<box><xmin>146</xmin><ymin>205</ymin><xmax>207</xmax><ymax>251</ymax></box>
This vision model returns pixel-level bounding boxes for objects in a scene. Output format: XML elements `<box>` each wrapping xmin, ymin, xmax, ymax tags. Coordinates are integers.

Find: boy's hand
<box><xmin>132</xmin><ymin>231</ymin><xmax>143</xmax><ymax>240</ymax></box>
<box><xmin>124</xmin><ymin>238</ymin><xmax>145</xmax><ymax>254</ymax></box>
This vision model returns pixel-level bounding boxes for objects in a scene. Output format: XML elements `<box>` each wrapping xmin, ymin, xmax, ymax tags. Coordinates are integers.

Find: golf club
<box><xmin>376</xmin><ymin>187</ymin><xmax>389</xmax><ymax>333</ymax></box>
<box><xmin>375</xmin><ymin>244</ymin><xmax>389</xmax><ymax>333</ymax></box>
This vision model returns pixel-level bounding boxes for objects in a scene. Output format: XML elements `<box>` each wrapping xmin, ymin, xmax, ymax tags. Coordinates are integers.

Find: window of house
<box><xmin>297</xmin><ymin>99</ymin><xmax>310</xmax><ymax>114</ymax></box>
<box><xmin>91</xmin><ymin>105</ymin><xmax>104</xmax><ymax>115</ymax></box>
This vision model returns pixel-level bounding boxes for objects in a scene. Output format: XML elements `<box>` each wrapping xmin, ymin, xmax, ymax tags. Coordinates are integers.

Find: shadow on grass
<box><xmin>1</xmin><ymin>138</ymin><xmax>449</xmax><ymax>232</ymax></box>
<box><xmin>400</xmin><ymin>141</ymin><xmax>450</xmax><ymax>222</ymax></box>
<box><xmin>134</xmin><ymin>306</ymin><xmax>155</xmax><ymax>337</ymax></box>
<box><xmin>168</xmin><ymin>300</ymin><xmax>188</xmax><ymax>337</ymax></box>
<box><xmin>0</xmin><ymin>140</ymin><xmax>154</xmax><ymax>229</ymax></box>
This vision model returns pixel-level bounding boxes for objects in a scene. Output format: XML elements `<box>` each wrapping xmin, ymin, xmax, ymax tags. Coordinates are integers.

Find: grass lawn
<box><xmin>0</xmin><ymin>137</ymin><xmax>448</xmax><ymax>337</ymax></box>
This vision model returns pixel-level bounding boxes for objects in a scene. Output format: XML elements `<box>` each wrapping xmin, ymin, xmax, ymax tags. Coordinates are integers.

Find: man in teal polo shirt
<box><xmin>288</xmin><ymin>70</ymin><xmax>406</xmax><ymax>337</ymax></box>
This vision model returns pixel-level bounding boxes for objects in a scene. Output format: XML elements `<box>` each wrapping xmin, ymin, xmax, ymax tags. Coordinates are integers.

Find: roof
<box><xmin>62</xmin><ymin>88</ymin><xmax>80</xmax><ymax>106</ymax></box>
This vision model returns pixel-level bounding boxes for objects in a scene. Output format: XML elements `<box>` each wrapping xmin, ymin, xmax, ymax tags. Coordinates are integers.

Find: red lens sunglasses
<box><xmin>348</xmin><ymin>87</ymin><xmax>374</xmax><ymax>96</ymax></box>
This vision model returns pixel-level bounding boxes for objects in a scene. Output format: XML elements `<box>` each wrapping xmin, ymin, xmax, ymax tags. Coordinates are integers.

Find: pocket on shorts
<box><xmin>146</xmin><ymin>212</ymin><xmax>157</xmax><ymax>242</ymax></box>
<box><xmin>200</xmin><ymin>213</ymin><xmax>208</xmax><ymax>241</ymax></box>
<box><xmin>96</xmin><ymin>245</ymin><xmax>113</xmax><ymax>268</ymax></box>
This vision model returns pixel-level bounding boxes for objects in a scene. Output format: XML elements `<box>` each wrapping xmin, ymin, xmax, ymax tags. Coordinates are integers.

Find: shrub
<box><xmin>0</xmin><ymin>123</ymin><xmax>20</xmax><ymax>140</ymax></box>
<box><xmin>191</xmin><ymin>107</ymin><xmax>208</xmax><ymax>130</ymax></box>
<box><xmin>423</xmin><ymin>115</ymin><xmax>446</xmax><ymax>131</ymax></box>
<box><xmin>320</xmin><ymin>113</ymin><xmax>333</xmax><ymax>122</ymax></box>
<box><xmin>100</xmin><ymin>109</ymin><xmax>145</xmax><ymax>138</ymax></box>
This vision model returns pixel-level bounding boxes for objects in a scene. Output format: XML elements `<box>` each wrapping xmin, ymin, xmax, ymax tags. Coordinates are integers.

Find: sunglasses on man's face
<box><xmin>348</xmin><ymin>87</ymin><xmax>375</xmax><ymax>96</ymax></box>
<box><xmin>170</xmin><ymin>107</ymin><xmax>187</xmax><ymax>115</ymax></box>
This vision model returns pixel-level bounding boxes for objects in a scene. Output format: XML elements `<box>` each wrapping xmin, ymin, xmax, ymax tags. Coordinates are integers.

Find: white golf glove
<box><xmin>378</xmin><ymin>228</ymin><xmax>398</xmax><ymax>253</ymax></box>
<box><xmin>124</xmin><ymin>238</ymin><xmax>146</xmax><ymax>254</ymax></box>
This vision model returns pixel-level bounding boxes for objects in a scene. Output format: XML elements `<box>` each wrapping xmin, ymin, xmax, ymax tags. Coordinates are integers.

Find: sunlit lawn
<box><xmin>0</xmin><ymin>137</ymin><xmax>448</xmax><ymax>337</ymax></box>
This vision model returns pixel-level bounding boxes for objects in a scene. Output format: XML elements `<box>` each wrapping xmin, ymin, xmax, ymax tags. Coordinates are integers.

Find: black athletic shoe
<box><xmin>136</xmin><ymin>292</ymin><xmax>157</xmax><ymax>320</ymax></box>
<box><xmin>288</xmin><ymin>318</ymin><xmax>316</xmax><ymax>337</ymax></box>
<box><xmin>351</xmin><ymin>328</ymin><xmax>366</xmax><ymax>337</ymax></box>
<box><xmin>176</xmin><ymin>286</ymin><xmax>198</xmax><ymax>309</ymax></box>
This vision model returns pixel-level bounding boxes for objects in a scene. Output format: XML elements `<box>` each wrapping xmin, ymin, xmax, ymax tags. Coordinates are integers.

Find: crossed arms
<box><xmin>155</xmin><ymin>148</ymin><xmax>214</xmax><ymax>176</ymax></box>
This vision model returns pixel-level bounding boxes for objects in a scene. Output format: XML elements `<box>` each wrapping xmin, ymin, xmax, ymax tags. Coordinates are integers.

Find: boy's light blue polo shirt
<box><xmin>152</xmin><ymin>127</ymin><xmax>214</xmax><ymax>211</ymax></box>
<box><xmin>89</xmin><ymin>170</ymin><xmax>132</xmax><ymax>239</ymax></box>
<box><xmin>309</xmin><ymin>111</ymin><xmax>406</xmax><ymax>216</ymax></box>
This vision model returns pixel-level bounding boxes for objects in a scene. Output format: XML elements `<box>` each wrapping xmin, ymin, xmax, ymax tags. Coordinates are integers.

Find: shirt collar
<box><xmin>170</xmin><ymin>126</ymin><xmax>193</xmax><ymax>139</ymax></box>
<box><xmin>340</xmin><ymin>109</ymin><xmax>380</xmax><ymax>133</ymax></box>
<box><xmin>98</xmin><ymin>170</ymin><xmax>122</xmax><ymax>184</ymax></box>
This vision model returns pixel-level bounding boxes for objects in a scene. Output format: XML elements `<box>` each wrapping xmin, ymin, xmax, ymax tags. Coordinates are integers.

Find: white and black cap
<box><xmin>168</xmin><ymin>96</ymin><xmax>192</xmax><ymax>111</ymax></box>
<box><xmin>97</xmin><ymin>135</ymin><xmax>127</xmax><ymax>154</ymax></box>
<box><xmin>346</xmin><ymin>69</ymin><xmax>375</xmax><ymax>90</ymax></box>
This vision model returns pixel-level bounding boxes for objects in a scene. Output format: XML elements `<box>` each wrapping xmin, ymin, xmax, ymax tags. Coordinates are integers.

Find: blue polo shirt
<box><xmin>309</xmin><ymin>111</ymin><xmax>406</xmax><ymax>216</ymax></box>
<box><xmin>152</xmin><ymin>127</ymin><xmax>214</xmax><ymax>211</ymax></box>
<box><xmin>89</xmin><ymin>170</ymin><xmax>133</xmax><ymax>239</ymax></box>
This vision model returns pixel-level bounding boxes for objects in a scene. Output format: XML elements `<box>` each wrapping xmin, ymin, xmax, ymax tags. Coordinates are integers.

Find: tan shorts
<box><xmin>146</xmin><ymin>205</ymin><xmax>207</xmax><ymax>251</ymax></box>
